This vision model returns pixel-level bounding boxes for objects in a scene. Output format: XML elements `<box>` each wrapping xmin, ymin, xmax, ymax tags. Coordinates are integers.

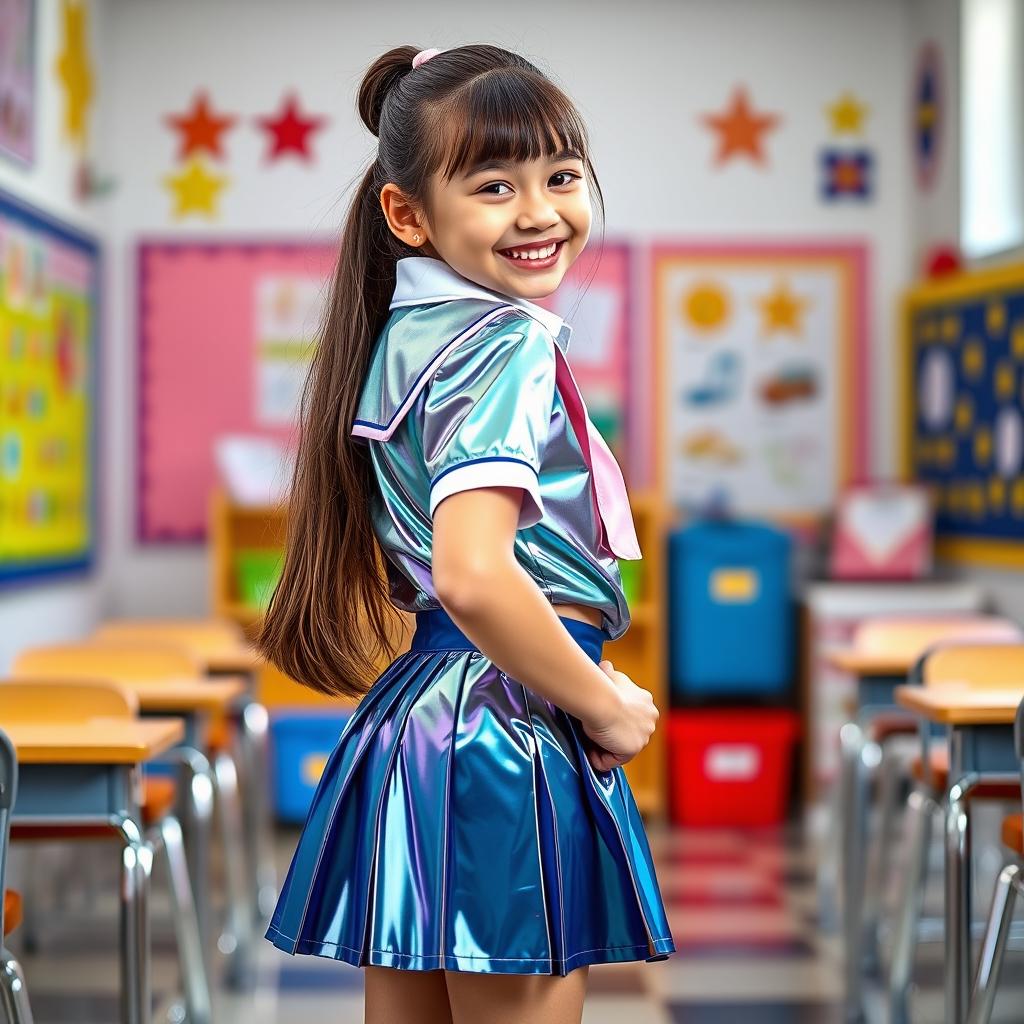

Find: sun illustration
<box><xmin>683</xmin><ymin>282</ymin><xmax>730</xmax><ymax>333</ymax></box>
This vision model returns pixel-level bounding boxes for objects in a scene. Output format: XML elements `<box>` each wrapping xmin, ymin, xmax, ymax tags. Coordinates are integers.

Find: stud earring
<box><xmin>413</xmin><ymin>233</ymin><xmax>421</xmax><ymax>243</ymax></box>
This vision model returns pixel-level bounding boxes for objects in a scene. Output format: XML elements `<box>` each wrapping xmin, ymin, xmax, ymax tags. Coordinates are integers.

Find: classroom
<box><xmin>0</xmin><ymin>1</ymin><xmax>1022</xmax><ymax>1022</ymax></box>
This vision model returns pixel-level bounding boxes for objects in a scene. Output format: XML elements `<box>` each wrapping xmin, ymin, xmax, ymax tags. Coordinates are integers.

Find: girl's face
<box><xmin>384</xmin><ymin>151</ymin><xmax>592</xmax><ymax>301</ymax></box>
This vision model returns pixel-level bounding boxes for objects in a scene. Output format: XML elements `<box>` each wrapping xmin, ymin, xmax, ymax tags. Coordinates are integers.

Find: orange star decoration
<box><xmin>54</xmin><ymin>0</ymin><xmax>95</xmax><ymax>151</ymax></box>
<box><xmin>163</xmin><ymin>158</ymin><xmax>230</xmax><ymax>220</ymax></box>
<box><xmin>701</xmin><ymin>86</ymin><xmax>780</xmax><ymax>167</ymax></box>
<box><xmin>165</xmin><ymin>91</ymin><xmax>237</xmax><ymax>161</ymax></box>
<box><xmin>826</xmin><ymin>92</ymin><xmax>869</xmax><ymax>136</ymax></box>
<box><xmin>758</xmin><ymin>282</ymin><xmax>809</xmax><ymax>337</ymax></box>
<box><xmin>255</xmin><ymin>92</ymin><xmax>328</xmax><ymax>163</ymax></box>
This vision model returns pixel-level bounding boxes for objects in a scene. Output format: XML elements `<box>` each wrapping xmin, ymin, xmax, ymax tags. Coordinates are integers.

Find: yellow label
<box><xmin>710</xmin><ymin>568</ymin><xmax>759</xmax><ymax>602</ymax></box>
<box><xmin>301</xmin><ymin>753</ymin><xmax>329</xmax><ymax>786</ymax></box>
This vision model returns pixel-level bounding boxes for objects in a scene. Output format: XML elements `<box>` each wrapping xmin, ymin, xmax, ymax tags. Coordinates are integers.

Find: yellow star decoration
<box><xmin>826</xmin><ymin>92</ymin><xmax>869</xmax><ymax>136</ymax></box>
<box><xmin>1013</xmin><ymin>479</ymin><xmax>1024</xmax><ymax>518</ymax></box>
<box><xmin>758</xmin><ymin>282</ymin><xmax>808</xmax><ymax>337</ymax></box>
<box><xmin>54</xmin><ymin>0</ymin><xmax>94</xmax><ymax>150</ymax></box>
<box><xmin>163</xmin><ymin>158</ymin><xmax>230</xmax><ymax>220</ymax></box>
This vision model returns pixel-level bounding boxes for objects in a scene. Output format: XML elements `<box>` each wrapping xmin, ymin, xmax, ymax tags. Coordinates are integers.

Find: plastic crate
<box><xmin>666</xmin><ymin>709</ymin><xmax>799</xmax><ymax>826</ymax></box>
<box><xmin>668</xmin><ymin>519</ymin><xmax>793</xmax><ymax>698</ymax></box>
<box><xmin>270</xmin><ymin>710</ymin><xmax>353</xmax><ymax>823</ymax></box>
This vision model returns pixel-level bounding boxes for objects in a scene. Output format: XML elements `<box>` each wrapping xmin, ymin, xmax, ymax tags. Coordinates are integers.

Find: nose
<box><xmin>515</xmin><ymin>185</ymin><xmax>560</xmax><ymax>232</ymax></box>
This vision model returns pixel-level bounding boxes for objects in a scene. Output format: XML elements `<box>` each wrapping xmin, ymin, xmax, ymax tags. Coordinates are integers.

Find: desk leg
<box><xmin>944</xmin><ymin>750</ymin><xmax>978</xmax><ymax>1024</ymax></box>
<box><xmin>238</xmin><ymin>699</ymin><xmax>277</xmax><ymax>921</ymax></box>
<box><xmin>840</xmin><ymin>722</ymin><xmax>869</xmax><ymax>1022</ymax></box>
<box><xmin>114</xmin><ymin>816</ymin><xmax>152</xmax><ymax>1024</ymax></box>
<box><xmin>174</xmin><ymin>749</ymin><xmax>215</xmax><ymax>968</ymax></box>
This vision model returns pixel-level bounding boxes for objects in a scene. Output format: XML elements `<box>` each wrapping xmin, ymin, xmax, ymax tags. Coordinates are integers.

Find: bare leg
<box><xmin>445</xmin><ymin>965</ymin><xmax>589</xmax><ymax>1024</ymax></box>
<box><xmin>364</xmin><ymin>966</ymin><xmax>454</xmax><ymax>1024</ymax></box>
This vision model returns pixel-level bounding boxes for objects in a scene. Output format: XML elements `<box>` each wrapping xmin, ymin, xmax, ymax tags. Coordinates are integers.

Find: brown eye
<box><xmin>551</xmin><ymin>171</ymin><xmax>581</xmax><ymax>186</ymax></box>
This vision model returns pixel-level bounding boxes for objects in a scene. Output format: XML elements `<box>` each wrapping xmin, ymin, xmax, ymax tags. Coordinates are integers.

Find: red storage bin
<box><xmin>667</xmin><ymin>709</ymin><xmax>799</xmax><ymax>827</ymax></box>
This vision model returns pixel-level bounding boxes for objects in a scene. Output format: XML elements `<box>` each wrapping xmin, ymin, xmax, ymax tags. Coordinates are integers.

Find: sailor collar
<box><xmin>390</xmin><ymin>256</ymin><xmax>573</xmax><ymax>355</ymax></box>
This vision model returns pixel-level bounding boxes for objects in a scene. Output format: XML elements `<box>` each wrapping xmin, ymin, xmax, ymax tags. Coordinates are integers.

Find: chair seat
<box><xmin>911</xmin><ymin>750</ymin><xmax>1021</xmax><ymax>800</ymax></box>
<box><xmin>4</xmin><ymin>889</ymin><xmax>22</xmax><ymax>935</ymax></box>
<box><xmin>869</xmin><ymin>712</ymin><xmax>917</xmax><ymax>742</ymax></box>
<box><xmin>11</xmin><ymin>776</ymin><xmax>177</xmax><ymax>840</ymax></box>
<box><xmin>1003</xmin><ymin>814</ymin><xmax>1023</xmax><ymax>855</ymax></box>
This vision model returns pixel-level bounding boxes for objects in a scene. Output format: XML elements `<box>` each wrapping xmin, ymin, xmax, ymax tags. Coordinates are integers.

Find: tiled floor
<box><xmin>7</xmin><ymin>812</ymin><xmax>1024</xmax><ymax>1022</ymax></box>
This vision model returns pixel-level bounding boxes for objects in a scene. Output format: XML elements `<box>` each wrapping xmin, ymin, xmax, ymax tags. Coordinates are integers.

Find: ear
<box><xmin>380</xmin><ymin>183</ymin><xmax>429</xmax><ymax>248</ymax></box>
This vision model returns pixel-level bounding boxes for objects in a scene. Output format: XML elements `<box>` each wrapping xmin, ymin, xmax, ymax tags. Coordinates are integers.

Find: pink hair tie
<box><xmin>412</xmin><ymin>47</ymin><xmax>443</xmax><ymax>69</ymax></box>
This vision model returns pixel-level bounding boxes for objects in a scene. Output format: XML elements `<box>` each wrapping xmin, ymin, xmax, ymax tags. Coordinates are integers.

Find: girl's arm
<box><xmin>432</xmin><ymin>484</ymin><xmax>623</xmax><ymax>731</ymax></box>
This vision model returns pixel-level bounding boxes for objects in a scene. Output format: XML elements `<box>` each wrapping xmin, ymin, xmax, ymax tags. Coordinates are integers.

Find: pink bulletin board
<box><xmin>533</xmin><ymin>241</ymin><xmax>635</xmax><ymax>476</ymax></box>
<box><xmin>137</xmin><ymin>240</ymin><xmax>337</xmax><ymax>543</ymax></box>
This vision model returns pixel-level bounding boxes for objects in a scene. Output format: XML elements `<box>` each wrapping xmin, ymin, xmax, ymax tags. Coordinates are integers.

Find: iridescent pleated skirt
<box><xmin>264</xmin><ymin>607</ymin><xmax>677</xmax><ymax>975</ymax></box>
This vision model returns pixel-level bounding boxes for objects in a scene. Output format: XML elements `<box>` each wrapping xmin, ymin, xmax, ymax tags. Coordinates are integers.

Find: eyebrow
<box><xmin>461</xmin><ymin>148</ymin><xmax>584</xmax><ymax>179</ymax></box>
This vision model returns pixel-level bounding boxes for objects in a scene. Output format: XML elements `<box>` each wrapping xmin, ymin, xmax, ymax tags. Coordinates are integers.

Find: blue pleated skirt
<box><xmin>264</xmin><ymin>607</ymin><xmax>677</xmax><ymax>975</ymax></box>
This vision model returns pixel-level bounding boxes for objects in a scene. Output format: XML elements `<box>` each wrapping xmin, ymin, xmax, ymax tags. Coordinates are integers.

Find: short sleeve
<box><xmin>421</xmin><ymin>315</ymin><xmax>556</xmax><ymax>529</ymax></box>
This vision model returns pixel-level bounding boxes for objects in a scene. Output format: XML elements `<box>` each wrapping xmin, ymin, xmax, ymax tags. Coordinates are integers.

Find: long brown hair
<box><xmin>254</xmin><ymin>43</ymin><xmax>606</xmax><ymax>700</ymax></box>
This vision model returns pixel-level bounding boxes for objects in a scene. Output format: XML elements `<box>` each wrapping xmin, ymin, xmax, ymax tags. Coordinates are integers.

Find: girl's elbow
<box><xmin>433</xmin><ymin>556</ymin><xmax>505</xmax><ymax>614</ymax></box>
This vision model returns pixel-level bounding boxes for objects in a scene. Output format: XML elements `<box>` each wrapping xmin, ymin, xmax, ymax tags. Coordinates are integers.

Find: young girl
<box><xmin>257</xmin><ymin>42</ymin><xmax>676</xmax><ymax>1024</ymax></box>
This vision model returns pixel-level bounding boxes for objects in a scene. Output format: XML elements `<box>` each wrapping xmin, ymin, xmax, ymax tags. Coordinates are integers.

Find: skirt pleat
<box><xmin>265</xmin><ymin>621</ymin><xmax>677</xmax><ymax>976</ymax></box>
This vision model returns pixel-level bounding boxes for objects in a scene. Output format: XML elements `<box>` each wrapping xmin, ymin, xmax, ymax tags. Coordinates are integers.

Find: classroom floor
<box><xmin>7</xmin><ymin>810</ymin><xmax>1024</xmax><ymax>1023</ymax></box>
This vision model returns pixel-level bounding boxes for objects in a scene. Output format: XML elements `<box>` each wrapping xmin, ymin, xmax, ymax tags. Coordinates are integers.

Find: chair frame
<box><xmin>0</xmin><ymin>727</ymin><xmax>34</xmax><ymax>1023</ymax></box>
<box><xmin>965</xmin><ymin>697</ymin><xmax>1024</xmax><ymax>1024</ymax></box>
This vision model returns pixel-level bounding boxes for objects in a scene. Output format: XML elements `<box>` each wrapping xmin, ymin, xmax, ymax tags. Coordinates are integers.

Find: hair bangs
<box><xmin>427</xmin><ymin>70</ymin><xmax>589</xmax><ymax>184</ymax></box>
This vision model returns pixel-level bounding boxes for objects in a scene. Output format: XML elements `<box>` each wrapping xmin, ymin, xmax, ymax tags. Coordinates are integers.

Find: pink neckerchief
<box><xmin>552</xmin><ymin>344</ymin><xmax>643</xmax><ymax>561</ymax></box>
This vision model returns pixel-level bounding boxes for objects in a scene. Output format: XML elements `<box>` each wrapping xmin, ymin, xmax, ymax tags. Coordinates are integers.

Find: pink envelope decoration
<box><xmin>829</xmin><ymin>484</ymin><xmax>933</xmax><ymax>580</ymax></box>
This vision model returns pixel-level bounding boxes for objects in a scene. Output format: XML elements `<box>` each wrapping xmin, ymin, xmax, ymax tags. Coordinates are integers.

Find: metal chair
<box><xmin>0</xmin><ymin>727</ymin><xmax>34</xmax><ymax>1023</ymax></box>
<box><xmin>965</xmin><ymin>696</ymin><xmax>1024</xmax><ymax>1024</ymax></box>
<box><xmin>887</xmin><ymin>640</ymin><xmax>1024</xmax><ymax>1023</ymax></box>
<box><xmin>0</xmin><ymin>680</ymin><xmax>211</xmax><ymax>1023</ymax></box>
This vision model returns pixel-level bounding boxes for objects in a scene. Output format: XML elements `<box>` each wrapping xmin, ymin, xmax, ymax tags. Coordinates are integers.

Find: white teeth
<box><xmin>504</xmin><ymin>242</ymin><xmax>558</xmax><ymax>260</ymax></box>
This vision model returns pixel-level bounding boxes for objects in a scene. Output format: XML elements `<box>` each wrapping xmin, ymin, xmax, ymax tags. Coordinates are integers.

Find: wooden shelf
<box><xmin>606</xmin><ymin>490</ymin><xmax>669</xmax><ymax>823</ymax></box>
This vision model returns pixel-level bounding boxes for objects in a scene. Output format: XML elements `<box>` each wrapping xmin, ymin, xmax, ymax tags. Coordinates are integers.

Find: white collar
<box><xmin>389</xmin><ymin>256</ymin><xmax>572</xmax><ymax>353</ymax></box>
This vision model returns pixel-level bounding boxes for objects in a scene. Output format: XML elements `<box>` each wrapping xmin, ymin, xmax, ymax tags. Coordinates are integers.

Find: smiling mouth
<box><xmin>496</xmin><ymin>239</ymin><xmax>568</xmax><ymax>269</ymax></box>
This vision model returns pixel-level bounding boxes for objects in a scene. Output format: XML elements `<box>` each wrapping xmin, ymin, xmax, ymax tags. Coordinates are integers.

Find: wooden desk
<box><xmin>827</xmin><ymin>649</ymin><xmax>917</xmax><ymax>677</ymax></box>
<box><xmin>895</xmin><ymin>685</ymin><xmax>1023</xmax><ymax>1024</ymax></box>
<box><xmin>5</xmin><ymin>717</ymin><xmax>184</xmax><ymax>1024</ymax></box>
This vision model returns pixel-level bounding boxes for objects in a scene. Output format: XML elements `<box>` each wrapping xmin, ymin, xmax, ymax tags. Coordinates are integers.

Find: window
<box><xmin>961</xmin><ymin>0</ymin><xmax>1024</xmax><ymax>260</ymax></box>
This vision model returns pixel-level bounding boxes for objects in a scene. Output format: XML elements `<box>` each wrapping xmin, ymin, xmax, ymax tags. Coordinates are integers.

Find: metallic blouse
<box><xmin>351</xmin><ymin>257</ymin><xmax>641</xmax><ymax>641</ymax></box>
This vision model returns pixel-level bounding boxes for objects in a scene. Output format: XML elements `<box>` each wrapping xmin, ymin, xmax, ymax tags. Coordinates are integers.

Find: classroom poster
<box><xmin>0</xmin><ymin>0</ymin><xmax>35</xmax><ymax>166</ymax></box>
<box><xmin>0</xmin><ymin>187</ymin><xmax>100</xmax><ymax>582</ymax></box>
<box><xmin>651</xmin><ymin>242</ymin><xmax>869</xmax><ymax>520</ymax></box>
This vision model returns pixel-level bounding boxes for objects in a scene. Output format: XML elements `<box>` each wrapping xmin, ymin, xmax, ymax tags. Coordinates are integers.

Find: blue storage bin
<box><xmin>271</xmin><ymin>710</ymin><xmax>353</xmax><ymax>823</ymax></box>
<box><xmin>668</xmin><ymin>519</ymin><xmax>793</xmax><ymax>698</ymax></box>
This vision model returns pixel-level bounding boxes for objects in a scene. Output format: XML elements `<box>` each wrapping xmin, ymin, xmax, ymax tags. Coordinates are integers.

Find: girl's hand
<box><xmin>580</xmin><ymin>660</ymin><xmax>659</xmax><ymax>772</ymax></box>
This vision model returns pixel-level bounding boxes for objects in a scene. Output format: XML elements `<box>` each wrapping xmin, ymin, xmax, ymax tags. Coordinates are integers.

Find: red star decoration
<box><xmin>701</xmin><ymin>86</ymin><xmax>781</xmax><ymax>167</ymax></box>
<box><xmin>164</xmin><ymin>90</ymin><xmax>237</xmax><ymax>161</ymax></box>
<box><xmin>255</xmin><ymin>92</ymin><xmax>328</xmax><ymax>163</ymax></box>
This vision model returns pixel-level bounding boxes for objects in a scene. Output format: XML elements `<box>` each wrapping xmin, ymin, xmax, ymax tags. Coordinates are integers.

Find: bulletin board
<box><xmin>903</xmin><ymin>262</ymin><xmax>1024</xmax><ymax>567</ymax></box>
<box><xmin>0</xmin><ymin>187</ymin><xmax>100</xmax><ymax>583</ymax></box>
<box><xmin>534</xmin><ymin>241</ymin><xmax>633</xmax><ymax>467</ymax></box>
<box><xmin>651</xmin><ymin>241</ymin><xmax>870</xmax><ymax>520</ymax></box>
<box><xmin>137</xmin><ymin>240</ymin><xmax>337</xmax><ymax>543</ymax></box>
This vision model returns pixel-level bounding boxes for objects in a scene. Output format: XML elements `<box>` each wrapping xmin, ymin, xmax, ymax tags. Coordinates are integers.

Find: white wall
<box><xmin>0</xmin><ymin>0</ymin><xmax>113</xmax><ymax>670</ymax></box>
<box><xmin>99</xmin><ymin>0</ymin><xmax>916</xmax><ymax>616</ymax></box>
